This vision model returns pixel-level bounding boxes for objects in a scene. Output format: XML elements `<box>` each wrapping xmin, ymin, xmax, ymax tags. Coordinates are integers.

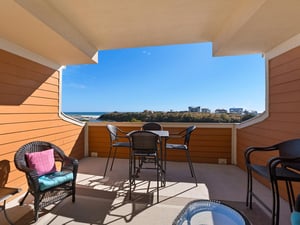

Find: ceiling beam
<box><xmin>213</xmin><ymin>0</ymin><xmax>267</xmax><ymax>56</ymax></box>
<box><xmin>16</xmin><ymin>0</ymin><xmax>98</xmax><ymax>63</ymax></box>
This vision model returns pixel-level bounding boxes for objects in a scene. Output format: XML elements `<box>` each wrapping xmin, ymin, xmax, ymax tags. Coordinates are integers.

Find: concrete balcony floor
<box><xmin>1</xmin><ymin>157</ymin><xmax>291</xmax><ymax>225</ymax></box>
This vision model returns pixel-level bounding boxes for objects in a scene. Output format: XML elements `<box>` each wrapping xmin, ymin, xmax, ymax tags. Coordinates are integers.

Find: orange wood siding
<box><xmin>88</xmin><ymin>123</ymin><xmax>232</xmax><ymax>164</ymax></box>
<box><xmin>0</xmin><ymin>50</ymin><xmax>84</xmax><ymax>195</ymax></box>
<box><xmin>236</xmin><ymin>46</ymin><xmax>300</xmax><ymax>200</ymax></box>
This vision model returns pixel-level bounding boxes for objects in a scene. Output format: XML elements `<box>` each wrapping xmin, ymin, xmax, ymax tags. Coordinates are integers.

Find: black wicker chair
<box><xmin>104</xmin><ymin>124</ymin><xmax>130</xmax><ymax>177</ymax></box>
<box><xmin>166</xmin><ymin>125</ymin><xmax>197</xmax><ymax>184</ymax></box>
<box><xmin>129</xmin><ymin>131</ymin><xmax>162</xmax><ymax>202</ymax></box>
<box><xmin>141</xmin><ymin>122</ymin><xmax>163</xmax><ymax>131</ymax></box>
<box><xmin>245</xmin><ymin>139</ymin><xmax>300</xmax><ymax>225</ymax></box>
<box><xmin>14</xmin><ymin>141</ymin><xmax>78</xmax><ymax>221</ymax></box>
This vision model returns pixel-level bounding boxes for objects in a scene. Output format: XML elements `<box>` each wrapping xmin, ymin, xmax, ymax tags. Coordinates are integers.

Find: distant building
<box><xmin>201</xmin><ymin>108</ymin><xmax>211</xmax><ymax>113</ymax></box>
<box><xmin>229</xmin><ymin>108</ymin><xmax>243</xmax><ymax>114</ymax></box>
<box><xmin>188</xmin><ymin>106</ymin><xmax>200</xmax><ymax>112</ymax></box>
<box><xmin>215</xmin><ymin>109</ymin><xmax>228</xmax><ymax>114</ymax></box>
<box><xmin>244</xmin><ymin>110</ymin><xmax>258</xmax><ymax>115</ymax></box>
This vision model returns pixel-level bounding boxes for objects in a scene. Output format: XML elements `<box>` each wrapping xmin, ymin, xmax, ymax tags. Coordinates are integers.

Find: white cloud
<box><xmin>142</xmin><ymin>50</ymin><xmax>151</xmax><ymax>56</ymax></box>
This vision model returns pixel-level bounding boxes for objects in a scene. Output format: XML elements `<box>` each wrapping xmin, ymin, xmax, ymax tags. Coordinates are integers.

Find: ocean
<box><xmin>64</xmin><ymin>112</ymin><xmax>107</xmax><ymax>122</ymax></box>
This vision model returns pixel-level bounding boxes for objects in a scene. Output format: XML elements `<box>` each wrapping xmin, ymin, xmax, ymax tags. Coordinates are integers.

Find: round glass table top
<box><xmin>173</xmin><ymin>200</ymin><xmax>251</xmax><ymax>225</ymax></box>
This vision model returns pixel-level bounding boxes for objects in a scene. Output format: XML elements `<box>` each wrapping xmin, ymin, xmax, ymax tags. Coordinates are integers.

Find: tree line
<box><xmin>98</xmin><ymin>110</ymin><xmax>257</xmax><ymax>123</ymax></box>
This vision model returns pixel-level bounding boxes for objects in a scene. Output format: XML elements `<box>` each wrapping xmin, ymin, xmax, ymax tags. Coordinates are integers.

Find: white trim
<box><xmin>237</xmin><ymin>58</ymin><xmax>269</xmax><ymax>129</ymax></box>
<box><xmin>237</xmin><ymin>111</ymin><xmax>268</xmax><ymax>129</ymax></box>
<box><xmin>88</xmin><ymin>122</ymin><xmax>236</xmax><ymax>129</ymax></box>
<box><xmin>238</xmin><ymin>33</ymin><xmax>300</xmax><ymax>129</ymax></box>
<box><xmin>0</xmin><ymin>37</ymin><xmax>61</xmax><ymax>69</ymax></box>
<box><xmin>58</xmin><ymin>67</ymin><xmax>85</xmax><ymax>126</ymax></box>
<box><xmin>59</xmin><ymin>111</ymin><xmax>86</xmax><ymax>126</ymax></box>
<box><xmin>266</xmin><ymin>33</ymin><xmax>300</xmax><ymax>60</ymax></box>
<box><xmin>58</xmin><ymin>66</ymin><xmax>65</xmax><ymax>120</ymax></box>
<box><xmin>57</xmin><ymin>67</ymin><xmax>87</xmax><ymax>155</ymax></box>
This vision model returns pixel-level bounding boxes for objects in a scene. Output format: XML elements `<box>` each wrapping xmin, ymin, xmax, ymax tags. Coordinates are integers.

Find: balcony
<box><xmin>1</xmin><ymin>2</ymin><xmax>300</xmax><ymax>225</ymax></box>
<box><xmin>2</xmin><ymin>149</ymin><xmax>291</xmax><ymax>224</ymax></box>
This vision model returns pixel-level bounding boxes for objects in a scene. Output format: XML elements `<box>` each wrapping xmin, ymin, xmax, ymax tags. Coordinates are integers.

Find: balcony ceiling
<box><xmin>1</xmin><ymin>0</ymin><xmax>300</xmax><ymax>65</ymax></box>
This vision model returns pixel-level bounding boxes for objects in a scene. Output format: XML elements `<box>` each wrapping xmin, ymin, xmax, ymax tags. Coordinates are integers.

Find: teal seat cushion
<box><xmin>38</xmin><ymin>171</ymin><xmax>73</xmax><ymax>191</ymax></box>
<box><xmin>291</xmin><ymin>211</ymin><xmax>300</xmax><ymax>225</ymax></box>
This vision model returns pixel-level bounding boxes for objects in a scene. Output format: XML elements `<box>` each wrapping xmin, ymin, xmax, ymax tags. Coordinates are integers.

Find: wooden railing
<box><xmin>87</xmin><ymin>122</ymin><xmax>236</xmax><ymax>164</ymax></box>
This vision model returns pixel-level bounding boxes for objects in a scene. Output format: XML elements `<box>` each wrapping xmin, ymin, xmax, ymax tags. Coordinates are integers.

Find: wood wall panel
<box><xmin>23</xmin><ymin>97</ymin><xmax>58</xmax><ymax>105</ymax></box>
<box><xmin>88</xmin><ymin>124</ymin><xmax>232</xmax><ymax>164</ymax></box>
<box><xmin>271</xmin><ymin>91</ymin><xmax>300</xmax><ymax>103</ymax></box>
<box><xmin>0</xmin><ymin>105</ymin><xmax>58</xmax><ymax>113</ymax></box>
<box><xmin>237</xmin><ymin>46</ymin><xmax>300</xmax><ymax>200</ymax></box>
<box><xmin>0</xmin><ymin>50</ymin><xmax>85</xmax><ymax>196</ymax></box>
<box><xmin>271</xmin><ymin>81</ymin><xmax>300</xmax><ymax>95</ymax></box>
<box><xmin>0</xmin><ymin>113</ymin><xmax>59</xmax><ymax>123</ymax></box>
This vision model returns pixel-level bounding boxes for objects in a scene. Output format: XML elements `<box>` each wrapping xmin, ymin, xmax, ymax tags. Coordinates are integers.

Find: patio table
<box><xmin>0</xmin><ymin>187</ymin><xmax>21</xmax><ymax>225</ymax></box>
<box><xmin>173</xmin><ymin>199</ymin><xmax>251</xmax><ymax>225</ymax></box>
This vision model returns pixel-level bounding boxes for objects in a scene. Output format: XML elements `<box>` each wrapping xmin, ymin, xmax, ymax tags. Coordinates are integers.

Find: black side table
<box><xmin>0</xmin><ymin>187</ymin><xmax>21</xmax><ymax>225</ymax></box>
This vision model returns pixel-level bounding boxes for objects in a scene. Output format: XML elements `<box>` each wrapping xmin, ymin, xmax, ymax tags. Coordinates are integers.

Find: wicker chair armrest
<box><xmin>17</xmin><ymin>164</ymin><xmax>39</xmax><ymax>177</ymax></box>
<box><xmin>25</xmin><ymin>169</ymin><xmax>40</xmax><ymax>192</ymax></box>
<box><xmin>61</xmin><ymin>156</ymin><xmax>79</xmax><ymax>173</ymax></box>
<box><xmin>244</xmin><ymin>145</ymin><xmax>278</xmax><ymax>165</ymax></box>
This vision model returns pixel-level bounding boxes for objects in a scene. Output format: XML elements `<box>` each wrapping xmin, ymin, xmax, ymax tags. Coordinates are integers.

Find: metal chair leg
<box><xmin>129</xmin><ymin>153</ymin><xmax>133</xmax><ymax>200</ymax></box>
<box><xmin>72</xmin><ymin>181</ymin><xmax>76</xmax><ymax>202</ymax></box>
<box><xmin>185</xmin><ymin>150</ymin><xmax>197</xmax><ymax>184</ymax></box>
<box><xmin>286</xmin><ymin>180</ymin><xmax>294</xmax><ymax>212</ymax></box>
<box><xmin>103</xmin><ymin>146</ymin><xmax>113</xmax><ymax>177</ymax></box>
<box><xmin>156</xmin><ymin>157</ymin><xmax>159</xmax><ymax>202</ymax></box>
<box><xmin>110</xmin><ymin>147</ymin><xmax>118</xmax><ymax>171</ymax></box>
<box><xmin>271</xmin><ymin>179</ymin><xmax>280</xmax><ymax>225</ymax></box>
<box><xmin>248</xmin><ymin>169</ymin><xmax>253</xmax><ymax>209</ymax></box>
<box><xmin>246</xmin><ymin>168</ymin><xmax>250</xmax><ymax>207</ymax></box>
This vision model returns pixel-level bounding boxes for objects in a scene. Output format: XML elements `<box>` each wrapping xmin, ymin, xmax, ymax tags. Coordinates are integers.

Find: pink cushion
<box><xmin>26</xmin><ymin>149</ymin><xmax>57</xmax><ymax>176</ymax></box>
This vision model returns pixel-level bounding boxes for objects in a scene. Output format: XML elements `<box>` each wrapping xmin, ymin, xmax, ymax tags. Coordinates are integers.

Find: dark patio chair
<box><xmin>142</xmin><ymin>122</ymin><xmax>163</xmax><ymax>131</ymax></box>
<box><xmin>244</xmin><ymin>138</ymin><xmax>300</xmax><ymax>225</ymax></box>
<box><xmin>104</xmin><ymin>124</ymin><xmax>130</xmax><ymax>177</ymax></box>
<box><xmin>166</xmin><ymin>125</ymin><xmax>197</xmax><ymax>184</ymax></box>
<box><xmin>14</xmin><ymin>141</ymin><xmax>78</xmax><ymax>221</ymax></box>
<box><xmin>141</xmin><ymin>122</ymin><xmax>163</xmax><ymax>164</ymax></box>
<box><xmin>129</xmin><ymin>130</ymin><xmax>162</xmax><ymax>202</ymax></box>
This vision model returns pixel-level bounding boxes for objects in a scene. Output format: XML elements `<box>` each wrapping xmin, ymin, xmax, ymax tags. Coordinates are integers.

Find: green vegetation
<box><xmin>99</xmin><ymin>110</ymin><xmax>258</xmax><ymax>123</ymax></box>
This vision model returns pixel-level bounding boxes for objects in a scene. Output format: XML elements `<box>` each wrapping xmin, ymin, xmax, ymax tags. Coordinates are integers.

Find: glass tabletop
<box><xmin>173</xmin><ymin>200</ymin><xmax>251</xmax><ymax>225</ymax></box>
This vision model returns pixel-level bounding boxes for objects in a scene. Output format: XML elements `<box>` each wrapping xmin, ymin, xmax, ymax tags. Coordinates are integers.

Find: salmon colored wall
<box><xmin>88</xmin><ymin>123</ymin><xmax>232</xmax><ymax>164</ymax></box>
<box><xmin>0</xmin><ymin>50</ymin><xmax>85</xmax><ymax>194</ymax></box>
<box><xmin>237</xmin><ymin>46</ymin><xmax>300</xmax><ymax>200</ymax></box>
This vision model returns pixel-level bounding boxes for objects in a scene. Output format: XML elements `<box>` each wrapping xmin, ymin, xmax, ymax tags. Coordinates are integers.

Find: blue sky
<box><xmin>62</xmin><ymin>42</ymin><xmax>265</xmax><ymax>113</ymax></box>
